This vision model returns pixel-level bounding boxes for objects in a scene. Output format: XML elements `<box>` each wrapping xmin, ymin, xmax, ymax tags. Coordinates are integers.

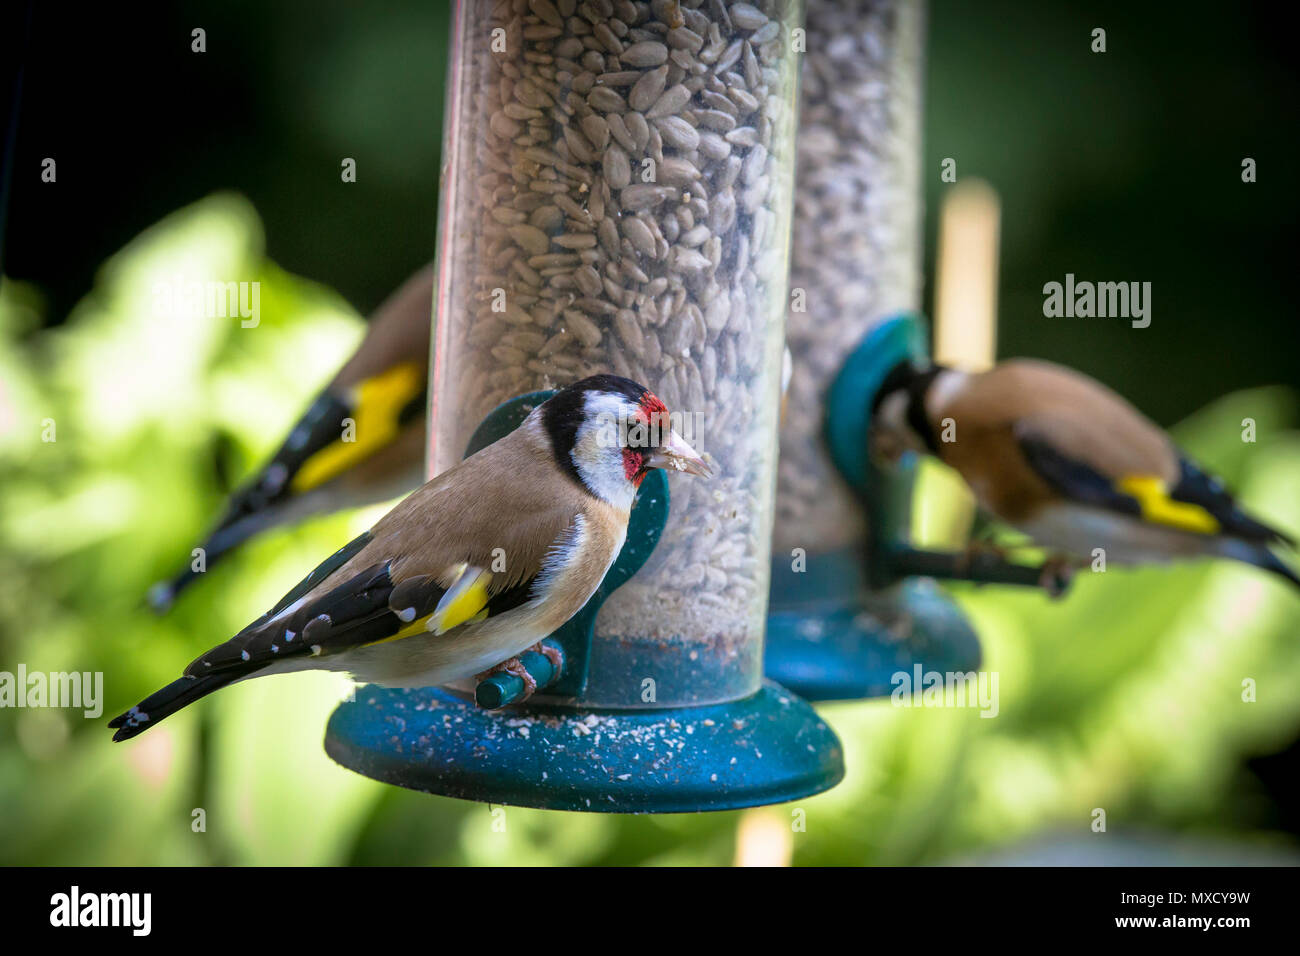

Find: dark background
<box><xmin>4</xmin><ymin>1</ymin><xmax>1297</xmax><ymax>421</ymax></box>
<box><xmin>2</xmin><ymin>1</ymin><xmax>1297</xmax><ymax>859</ymax></box>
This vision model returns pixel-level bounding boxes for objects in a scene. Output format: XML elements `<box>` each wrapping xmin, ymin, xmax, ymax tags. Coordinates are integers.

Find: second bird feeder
<box><xmin>327</xmin><ymin>0</ymin><xmax>843</xmax><ymax>812</ymax></box>
<box><xmin>764</xmin><ymin>0</ymin><xmax>984</xmax><ymax>700</ymax></box>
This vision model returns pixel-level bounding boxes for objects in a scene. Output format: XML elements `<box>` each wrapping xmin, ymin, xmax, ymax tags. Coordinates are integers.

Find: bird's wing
<box><xmin>184</xmin><ymin>427</ymin><xmax>595</xmax><ymax>677</ymax></box>
<box><xmin>1162</xmin><ymin>456</ymin><xmax>1292</xmax><ymax>545</ymax></box>
<box><xmin>213</xmin><ymin>362</ymin><xmax>424</xmax><ymax>527</ymax></box>
<box><xmin>286</xmin><ymin>361</ymin><xmax>427</xmax><ymax>495</ymax></box>
<box><xmin>936</xmin><ymin>360</ymin><xmax>1176</xmax><ymax>525</ymax></box>
<box><xmin>260</xmin><ymin>262</ymin><xmax>435</xmax><ymax>504</ymax></box>
<box><xmin>1014</xmin><ymin>421</ymin><xmax>1281</xmax><ymax>541</ymax></box>
<box><xmin>149</xmin><ymin>362</ymin><xmax>427</xmax><ymax>612</ymax></box>
<box><xmin>183</xmin><ymin>536</ymin><xmax>546</xmax><ymax>678</ymax></box>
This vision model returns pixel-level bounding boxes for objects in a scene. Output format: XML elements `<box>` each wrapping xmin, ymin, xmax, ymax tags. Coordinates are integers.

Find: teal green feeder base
<box><xmin>325</xmin><ymin>681</ymin><xmax>843</xmax><ymax>813</ymax></box>
<box><xmin>764</xmin><ymin>549</ymin><xmax>981</xmax><ymax>701</ymax></box>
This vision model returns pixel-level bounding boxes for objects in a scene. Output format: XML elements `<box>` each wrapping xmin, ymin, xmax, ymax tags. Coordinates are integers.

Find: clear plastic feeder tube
<box><xmin>429</xmin><ymin>0</ymin><xmax>805</xmax><ymax>706</ymax></box>
<box><xmin>773</xmin><ymin>0</ymin><xmax>924</xmax><ymax>555</ymax></box>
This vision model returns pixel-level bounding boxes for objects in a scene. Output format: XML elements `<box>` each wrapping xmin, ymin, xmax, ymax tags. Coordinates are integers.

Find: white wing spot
<box><xmin>264</xmin><ymin>462</ymin><xmax>289</xmax><ymax>491</ymax></box>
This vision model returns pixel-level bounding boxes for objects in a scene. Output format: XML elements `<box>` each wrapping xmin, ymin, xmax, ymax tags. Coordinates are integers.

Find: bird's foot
<box><xmin>528</xmin><ymin>641</ymin><xmax>563</xmax><ymax>676</ymax></box>
<box><xmin>1038</xmin><ymin>556</ymin><xmax>1075</xmax><ymax>599</ymax></box>
<box><xmin>476</xmin><ymin>657</ymin><xmax>537</xmax><ymax>701</ymax></box>
<box><xmin>957</xmin><ymin>540</ymin><xmax>1010</xmax><ymax>576</ymax></box>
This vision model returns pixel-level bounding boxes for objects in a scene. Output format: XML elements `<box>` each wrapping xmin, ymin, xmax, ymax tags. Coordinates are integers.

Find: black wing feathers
<box><xmin>1170</xmin><ymin>456</ymin><xmax>1293</xmax><ymax>545</ymax></box>
<box><xmin>270</xmin><ymin>531</ymin><xmax>373</xmax><ymax>616</ymax></box>
<box><xmin>218</xmin><ymin>391</ymin><xmax>352</xmax><ymax>523</ymax></box>
<box><xmin>1016</xmin><ymin>432</ymin><xmax>1142</xmax><ymax>516</ymax></box>
<box><xmin>186</xmin><ymin>561</ymin><xmax>400</xmax><ymax>675</ymax></box>
<box><xmin>183</xmin><ymin>550</ymin><xmax>472</xmax><ymax>677</ymax></box>
<box><xmin>147</xmin><ymin>391</ymin><xmax>355</xmax><ymax>610</ymax></box>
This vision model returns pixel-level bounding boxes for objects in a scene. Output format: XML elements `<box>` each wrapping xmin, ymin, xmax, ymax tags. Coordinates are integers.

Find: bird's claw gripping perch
<box><xmin>477</xmin><ymin>657</ymin><xmax>537</xmax><ymax>701</ymax></box>
<box><xmin>530</xmin><ymin>640</ymin><xmax>564</xmax><ymax>678</ymax></box>
<box><xmin>1038</xmin><ymin>557</ymin><xmax>1075</xmax><ymax>599</ymax></box>
<box><xmin>474</xmin><ymin>642</ymin><xmax>565</xmax><ymax>708</ymax></box>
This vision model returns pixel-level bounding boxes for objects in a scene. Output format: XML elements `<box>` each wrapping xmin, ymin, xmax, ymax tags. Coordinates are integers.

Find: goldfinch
<box><xmin>871</xmin><ymin>358</ymin><xmax>1298</xmax><ymax>594</ymax></box>
<box><xmin>148</xmin><ymin>265</ymin><xmax>434</xmax><ymax>612</ymax></box>
<box><xmin>112</xmin><ymin>375</ymin><xmax>710</xmax><ymax>741</ymax></box>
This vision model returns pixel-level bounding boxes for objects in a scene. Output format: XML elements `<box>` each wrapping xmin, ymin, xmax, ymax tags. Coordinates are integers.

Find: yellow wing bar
<box><xmin>290</xmin><ymin>361</ymin><xmax>425</xmax><ymax>493</ymax></box>
<box><xmin>428</xmin><ymin>564</ymin><xmax>493</xmax><ymax>635</ymax></box>
<box><xmin>363</xmin><ymin>565</ymin><xmax>493</xmax><ymax>648</ymax></box>
<box><xmin>1117</xmin><ymin>475</ymin><xmax>1221</xmax><ymax>535</ymax></box>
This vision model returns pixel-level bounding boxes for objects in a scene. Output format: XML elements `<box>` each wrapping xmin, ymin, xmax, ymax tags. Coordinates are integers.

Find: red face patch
<box><xmin>622</xmin><ymin>448</ymin><xmax>646</xmax><ymax>485</ymax></box>
<box><xmin>637</xmin><ymin>391</ymin><xmax>668</xmax><ymax>422</ymax></box>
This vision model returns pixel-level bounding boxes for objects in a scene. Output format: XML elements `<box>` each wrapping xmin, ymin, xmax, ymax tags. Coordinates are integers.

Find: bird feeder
<box><xmin>326</xmin><ymin>0</ymin><xmax>843</xmax><ymax>812</ymax></box>
<box><xmin>766</xmin><ymin>0</ymin><xmax>987</xmax><ymax>700</ymax></box>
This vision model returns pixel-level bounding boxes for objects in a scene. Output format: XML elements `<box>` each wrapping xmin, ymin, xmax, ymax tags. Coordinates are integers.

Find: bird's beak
<box><xmin>648</xmin><ymin>429</ymin><xmax>712</xmax><ymax>478</ymax></box>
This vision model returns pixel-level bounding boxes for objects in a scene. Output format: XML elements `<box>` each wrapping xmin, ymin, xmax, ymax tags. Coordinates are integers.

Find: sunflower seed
<box><xmin>621</xmin><ymin>40</ymin><xmax>669</xmax><ymax>67</ymax></box>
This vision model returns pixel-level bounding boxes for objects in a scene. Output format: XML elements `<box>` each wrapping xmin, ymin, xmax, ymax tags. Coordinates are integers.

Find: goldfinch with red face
<box><xmin>114</xmin><ymin>375</ymin><xmax>710</xmax><ymax>741</ymax></box>
<box><xmin>148</xmin><ymin>266</ymin><xmax>435</xmax><ymax>612</ymax></box>
<box><xmin>871</xmin><ymin>358</ymin><xmax>1298</xmax><ymax>594</ymax></box>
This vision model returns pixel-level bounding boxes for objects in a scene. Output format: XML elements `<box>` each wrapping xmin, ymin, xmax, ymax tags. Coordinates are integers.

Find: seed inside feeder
<box><xmin>429</xmin><ymin>0</ymin><xmax>804</xmax><ymax>707</ymax></box>
<box><xmin>774</xmin><ymin>0</ymin><xmax>924</xmax><ymax>555</ymax></box>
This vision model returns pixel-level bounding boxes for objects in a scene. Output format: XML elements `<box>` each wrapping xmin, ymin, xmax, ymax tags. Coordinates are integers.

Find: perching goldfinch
<box><xmin>112</xmin><ymin>375</ymin><xmax>710</xmax><ymax>741</ymax></box>
<box><xmin>870</xmin><ymin>358</ymin><xmax>1298</xmax><ymax>594</ymax></box>
<box><xmin>147</xmin><ymin>265</ymin><xmax>434</xmax><ymax>612</ymax></box>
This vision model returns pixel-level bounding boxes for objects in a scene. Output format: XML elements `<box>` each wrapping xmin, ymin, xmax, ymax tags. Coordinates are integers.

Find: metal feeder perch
<box><xmin>326</xmin><ymin>0</ymin><xmax>844</xmax><ymax>812</ymax></box>
<box><xmin>766</xmin><ymin>311</ymin><xmax>978</xmax><ymax>700</ymax></box>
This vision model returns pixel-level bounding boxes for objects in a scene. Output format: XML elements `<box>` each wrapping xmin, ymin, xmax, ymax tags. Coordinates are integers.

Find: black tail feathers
<box><xmin>1257</xmin><ymin>549</ymin><xmax>1300</xmax><ymax>590</ymax></box>
<box><xmin>1220</xmin><ymin>538</ymin><xmax>1300</xmax><ymax>591</ymax></box>
<box><xmin>145</xmin><ymin>505</ymin><xmax>294</xmax><ymax>613</ymax></box>
<box><xmin>109</xmin><ymin>672</ymin><xmax>242</xmax><ymax>742</ymax></box>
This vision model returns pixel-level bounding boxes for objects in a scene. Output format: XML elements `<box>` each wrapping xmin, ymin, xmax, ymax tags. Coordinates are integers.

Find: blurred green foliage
<box><xmin>1</xmin><ymin>198</ymin><xmax>1298</xmax><ymax>865</ymax></box>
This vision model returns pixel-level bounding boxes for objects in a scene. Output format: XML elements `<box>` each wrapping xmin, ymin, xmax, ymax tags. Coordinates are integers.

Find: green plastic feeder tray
<box><xmin>765</xmin><ymin>313</ymin><xmax>1050</xmax><ymax>702</ymax></box>
<box><xmin>326</xmin><ymin>391</ymin><xmax>844</xmax><ymax>812</ymax></box>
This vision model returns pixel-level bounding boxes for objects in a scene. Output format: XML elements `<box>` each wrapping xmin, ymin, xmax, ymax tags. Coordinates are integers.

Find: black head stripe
<box><xmin>541</xmin><ymin>386</ymin><xmax>586</xmax><ymax>488</ymax></box>
<box><xmin>568</xmin><ymin>374</ymin><xmax>648</xmax><ymax>404</ymax></box>
<box><xmin>906</xmin><ymin>366</ymin><xmax>944</xmax><ymax>455</ymax></box>
<box><xmin>870</xmin><ymin>361</ymin><xmax>944</xmax><ymax>455</ymax></box>
<box><xmin>872</xmin><ymin>361</ymin><xmax>916</xmax><ymax>417</ymax></box>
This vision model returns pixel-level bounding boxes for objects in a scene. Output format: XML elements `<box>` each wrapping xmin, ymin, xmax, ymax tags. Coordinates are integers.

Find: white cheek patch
<box><xmin>569</xmin><ymin>392</ymin><xmax>639</xmax><ymax>509</ymax></box>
